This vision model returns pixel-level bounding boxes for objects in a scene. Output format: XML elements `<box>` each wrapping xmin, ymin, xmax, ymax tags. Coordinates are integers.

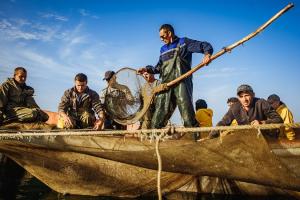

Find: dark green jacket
<box><xmin>58</xmin><ymin>87</ymin><xmax>103</xmax><ymax>117</ymax></box>
<box><xmin>0</xmin><ymin>78</ymin><xmax>39</xmax><ymax>116</ymax></box>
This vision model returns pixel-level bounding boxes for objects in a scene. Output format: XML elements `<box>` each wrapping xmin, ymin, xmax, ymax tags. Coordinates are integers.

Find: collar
<box><xmin>72</xmin><ymin>86</ymin><xmax>89</xmax><ymax>95</ymax></box>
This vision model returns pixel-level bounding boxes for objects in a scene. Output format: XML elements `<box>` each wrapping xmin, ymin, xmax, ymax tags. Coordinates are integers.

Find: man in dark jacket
<box><xmin>138</xmin><ymin>24</ymin><xmax>213</xmax><ymax>128</ymax></box>
<box><xmin>57</xmin><ymin>73</ymin><xmax>104</xmax><ymax>129</ymax></box>
<box><xmin>0</xmin><ymin>67</ymin><xmax>48</xmax><ymax>125</ymax></box>
<box><xmin>209</xmin><ymin>84</ymin><xmax>283</xmax><ymax>138</ymax></box>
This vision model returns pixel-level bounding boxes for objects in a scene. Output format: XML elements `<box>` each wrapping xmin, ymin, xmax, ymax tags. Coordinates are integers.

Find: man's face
<box><xmin>14</xmin><ymin>70</ymin><xmax>27</xmax><ymax>85</ymax></box>
<box><xmin>227</xmin><ymin>102</ymin><xmax>234</xmax><ymax>108</ymax></box>
<box><xmin>268</xmin><ymin>100</ymin><xmax>280</xmax><ymax>110</ymax></box>
<box><xmin>159</xmin><ymin>29</ymin><xmax>172</xmax><ymax>44</ymax></box>
<box><xmin>107</xmin><ymin>75</ymin><xmax>116</xmax><ymax>86</ymax></box>
<box><xmin>238</xmin><ymin>92</ymin><xmax>254</xmax><ymax>108</ymax></box>
<box><xmin>75</xmin><ymin>80</ymin><xmax>87</xmax><ymax>93</ymax></box>
<box><xmin>142</xmin><ymin>71</ymin><xmax>154</xmax><ymax>83</ymax></box>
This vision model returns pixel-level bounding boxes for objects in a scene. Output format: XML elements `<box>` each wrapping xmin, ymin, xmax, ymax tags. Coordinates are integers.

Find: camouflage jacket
<box><xmin>58</xmin><ymin>87</ymin><xmax>103</xmax><ymax>117</ymax></box>
<box><xmin>0</xmin><ymin>78</ymin><xmax>39</xmax><ymax>115</ymax></box>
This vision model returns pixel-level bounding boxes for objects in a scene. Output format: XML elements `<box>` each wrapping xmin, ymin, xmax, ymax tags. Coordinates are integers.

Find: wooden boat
<box><xmin>0</xmin><ymin>124</ymin><xmax>299</xmax><ymax>198</ymax></box>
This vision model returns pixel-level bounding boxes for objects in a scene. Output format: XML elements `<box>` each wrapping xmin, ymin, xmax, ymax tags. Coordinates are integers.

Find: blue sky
<box><xmin>0</xmin><ymin>0</ymin><xmax>299</xmax><ymax>125</ymax></box>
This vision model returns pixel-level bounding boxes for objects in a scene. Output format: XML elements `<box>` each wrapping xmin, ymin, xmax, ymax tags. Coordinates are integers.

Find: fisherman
<box><xmin>208</xmin><ymin>84</ymin><xmax>283</xmax><ymax>139</ymax></box>
<box><xmin>227</xmin><ymin>97</ymin><xmax>239</xmax><ymax>108</ymax></box>
<box><xmin>140</xmin><ymin>71</ymin><xmax>161</xmax><ymax>129</ymax></box>
<box><xmin>195</xmin><ymin>99</ymin><xmax>213</xmax><ymax>127</ymax></box>
<box><xmin>57</xmin><ymin>73</ymin><xmax>104</xmax><ymax>130</ymax></box>
<box><xmin>100</xmin><ymin>70</ymin><xmax>129</xmax><ymax>130</ymax></box>
<box><xmin>267</xmin><ymin>94</ymin><xmax>295</xmax><ymax>140</ymax></box>
<box><xmin>227</xmin><ymin>97</ymin><xmax>239</xmax><ymax>126</ymax></box>
<box><xmin>138</xmin><ymin>24</ymin><xmax>213</xmax><ymax>128</ymax></box>
<box><xmin>0</xmin><ymin>67</ymin><xmax>49</xmax><ymax>125</ymax></box>
<box><xmin>0</xmin><ymin>67</ymin><xmax>48</xmax><ymax>198</ymax></box>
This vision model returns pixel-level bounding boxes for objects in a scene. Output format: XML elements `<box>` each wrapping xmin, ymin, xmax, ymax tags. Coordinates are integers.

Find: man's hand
<box><xmin>251</xmin><ymin>120</ymin><xmax>262</xmax><ymax>126</ymax></box>
<box><xmin>93</xmin><ymin>118</ymin><xmax>104</xmax><ymax>130</ymax></box>
<box><xmin>137</xmin><ymin>68</ymin><xmax>147</xmax><ymax>75</ymax></box>
<box><xmin>60</xmin><ymin>112</ymin><xmax>73</xmax><ymax>128</ymax></box>
<box><xmin>202</xmin><ymin>54</ymin><xmax>212</xmax><ymax>65</ymax></box>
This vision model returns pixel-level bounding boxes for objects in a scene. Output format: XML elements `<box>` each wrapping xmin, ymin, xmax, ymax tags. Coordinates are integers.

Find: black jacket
<box><xmin>217</xmin><ymin>97</ymin><xmax>283</xmax><ymax>126</ymax></box>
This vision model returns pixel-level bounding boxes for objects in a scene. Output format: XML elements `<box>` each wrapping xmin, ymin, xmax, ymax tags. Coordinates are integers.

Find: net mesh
<box><xmin>103</xmin><ymin>68</ymin><xmax>153</xmax><ymax>125</ymax></box>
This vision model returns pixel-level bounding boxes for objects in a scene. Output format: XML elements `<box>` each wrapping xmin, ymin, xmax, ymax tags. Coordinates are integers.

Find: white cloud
<box><xmin>40</xmin><ymin>13</ymin><xmax>68</xmax><ymax>22</ymax></box>
<box><xmin>79</xmin><ymin>9</ymin><xmax>99</xmax><ymax>19</ymax></box>
<box><xmin>11</xmin><ymin>18</ymin><xmax>31</xmax><ymax>26</ymax></box>
<box><xmin>0</xmin><ymin>18</ymin><xmax>68</xmax><ymax>42</ymax></box>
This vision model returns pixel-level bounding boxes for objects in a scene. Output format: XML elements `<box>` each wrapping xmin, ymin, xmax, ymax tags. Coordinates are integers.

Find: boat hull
<box><xmin>0</xmin><ymin>129</ymin><xmax>300</xmax><ymax>197</ymax></box>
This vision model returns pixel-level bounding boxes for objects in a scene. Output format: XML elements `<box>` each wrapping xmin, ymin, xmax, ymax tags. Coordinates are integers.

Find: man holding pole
<box><xmin>138</xmin><ymin>24</ymin><xmax>213</xmax><ymax>129</ymax></box>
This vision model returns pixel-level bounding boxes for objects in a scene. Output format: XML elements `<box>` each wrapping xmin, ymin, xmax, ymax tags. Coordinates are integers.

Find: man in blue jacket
<box><xmin>138</xmin><ymin>24</ymin><xmax>213</xmax><ymax>128</ymax></box>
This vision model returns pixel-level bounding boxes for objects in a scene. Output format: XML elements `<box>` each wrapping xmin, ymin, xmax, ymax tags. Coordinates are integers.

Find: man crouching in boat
<box><xmin>0</xmin><ymin>67</ymin><xmax>49</xmax><ymax>126</ymax></box>
<box><xmin>267</xmin><ymin>94</ymin><xmax>295</xmax><ymax>140</ymax></box>
<box><xmin>57</xmin><ymin>73</ymin><xmax>105</xmax><ymax>130</ymax></box>
<box><xmin>207</xmin><ymin>84</ymin><xmax>283</xmax><ymax>139</ymax></box>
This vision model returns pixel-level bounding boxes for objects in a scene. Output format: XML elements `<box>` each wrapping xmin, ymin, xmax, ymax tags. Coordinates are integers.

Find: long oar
<box><xmin>114</xmin><ymin>3</ymin><xmax>294</xmax><ymax>125</ymax></box>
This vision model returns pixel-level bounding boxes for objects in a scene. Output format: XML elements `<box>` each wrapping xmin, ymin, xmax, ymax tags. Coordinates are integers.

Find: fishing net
<box><xmin>103</xmin><ymin>68</ymin><xmax>154</xmax><ymax>125</ymax></box>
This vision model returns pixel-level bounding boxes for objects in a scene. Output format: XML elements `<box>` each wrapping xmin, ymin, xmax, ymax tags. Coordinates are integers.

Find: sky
<box><xmin>0</xmin><ymin>0</ymin><xmax>299</xmax><ymax>125</ymax></box>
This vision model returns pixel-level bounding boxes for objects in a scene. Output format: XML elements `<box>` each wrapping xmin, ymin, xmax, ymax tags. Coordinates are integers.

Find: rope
<box><xmin>0</xmin><ymin>123</ymin><xmax>299</xmax><ymax>138</ymax></box>
<box><xmin>155</xmin><ymin>134</ymin><xmax>163</xmax><ymax>200</ymax></box>
<box><xmin>257</xmin><ymin>128</ymin><xmax>262</xmax><ymax>138</ymax></box>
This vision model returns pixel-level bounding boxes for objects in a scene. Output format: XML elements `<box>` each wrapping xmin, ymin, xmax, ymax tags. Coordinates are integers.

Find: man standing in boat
<box><xmin>0</xmin><ymin>67</ymin><xmax>49</xmax><ymax>125</ymax></box>
<box><xmin>138</xmin><ymin>24</ymin><xmax>213</xmax><ymax>129</ymax></box>
<box><xmin>57</xmin><ymin>73</ymin><xmax>105</xmax><ymax>130</ymax></box>
<box><xmin>208</xmin><ymin>84</ymin><xmax>283</xmax><ymax>138</ymax></box>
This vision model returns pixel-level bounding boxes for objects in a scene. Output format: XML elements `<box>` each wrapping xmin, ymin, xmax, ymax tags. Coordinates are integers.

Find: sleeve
<box><xmin>24</xmin><ymin>87</ymin><xmax>40</xmax><ymax>109</ymax></box>
<box><xmin>280</xmin><ymin>107</ymin><xmax>295</xmax><ymax>140</ymax></box>
<box><xmin>281</xmin><ymin>108</ymin><xmax>294</xmax><ymax>124</ymax></box>
<box><xmin>58</xmin><ymin>90</ymin><xmax>70</xmax><ymax>113</ymax></box>
<box><xmin>91</xmin><ymin>92</ymin><xmax>104</xmax><ymax>116</ymax></box>
<box><xmin>185</xmin><ymin>37</ymin><xmax>214</xmax><ymax>55</ymax></box>
<box><xmin>26</xmin><ymin>96</ymin><xmax>40</xmax><ymax>109</ymax></box>
<box><xmin>262</xmin><ymin>100</ymin><xmax>283</xmax><ymax>124</ymax></box>
<box><xmin>0</xmin><ymin>83</ymin><xmax>9</xmax><ymax>113</ymax></box>
<box><xmin>209</xmin><ymin>108</ymin><xmax>235</xmax><ymax>138</ymax></box>
<box><xmin>99</xmin><ymin>89</ymin><xmax>106</xmax><ymax>104</ymax></box>
<box><xmin>216</xmin><ymin>108</ymin><xmax>235</xmax><ymax>126</ymax></box>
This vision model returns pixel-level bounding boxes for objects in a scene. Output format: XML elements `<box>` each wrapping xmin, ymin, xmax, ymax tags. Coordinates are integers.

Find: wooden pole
<box><xmin>165</xmin><ymin>3</ymin><xmax>294</xmax><ymax>88</ymax></box>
